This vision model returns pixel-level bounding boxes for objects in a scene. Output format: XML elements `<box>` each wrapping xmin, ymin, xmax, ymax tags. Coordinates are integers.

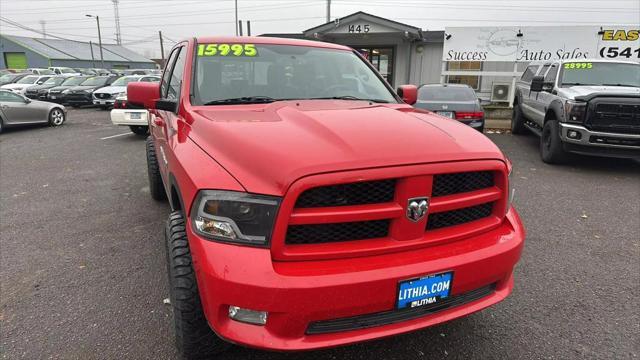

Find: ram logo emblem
<box><xmin>406</xmin><ymin>197</ymin><xmax>429</xmax><ymax>222</ymax></box>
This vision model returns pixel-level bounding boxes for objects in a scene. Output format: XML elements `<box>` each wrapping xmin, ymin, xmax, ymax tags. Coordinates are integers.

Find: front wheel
<box><xmin>129</xmin><ymin>125</ymin><xmax>148</xmax><ymax>136</ymax></box>
<box><xmin>48</xmin><ymin>108</ymin><xmax>65</xmax><ymax>127</ymax></box>
<box><xmin>165</xmin><ymin>211</ymin><xmax>230</xmax><ymax>359</ymax></box>
<box><xmin>540</xmin><ymin>120</ymin><xmax>569</xmax><ymax>164</ymax></box>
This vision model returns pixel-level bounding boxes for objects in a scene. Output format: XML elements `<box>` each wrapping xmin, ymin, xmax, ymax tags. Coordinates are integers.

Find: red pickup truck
<box><xmin>128</xmin><ymin>36</ymin><xmax>525</xmax><ymax>359</ymax></box>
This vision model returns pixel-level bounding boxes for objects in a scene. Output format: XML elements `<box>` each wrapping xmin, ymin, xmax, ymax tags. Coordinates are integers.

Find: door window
<box><xmin>544</xmin><ymin>64</ymin><xmax>559</xmax><ymax>84</ymax></box>
<box><xmin>521</xmin><ymin>65</ymin><xmax>539</xmax><ymax>83</ymax></box>
<box><xmin>167</xmin><ymin>48</ymin><xmax>187</xmax><ymax>100</ymax></box>
<box><xmin>160</xmin><ymin>47</ymin><xmax>181</xmax><ymax>99</ymax></box>
<box><xmin>0</xmin><ymin>91</ymin><xmax>26</xmax><ymax>103</ymax></box>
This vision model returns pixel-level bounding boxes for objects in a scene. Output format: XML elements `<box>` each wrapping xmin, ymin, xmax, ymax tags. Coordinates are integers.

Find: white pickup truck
<box><xmin>511</xmin><ymin>59</ymin><xmax>639</xmax><ymax>163</ymax></box>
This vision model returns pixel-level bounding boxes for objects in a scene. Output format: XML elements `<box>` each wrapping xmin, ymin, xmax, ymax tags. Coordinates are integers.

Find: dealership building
<box><xmin>265</xmin><ymin>12</ymin><xmax>638</xmax><ymax>104</ymax></box>
<box><xmin>0</xmin><ymin>34</ymin><xmax>156</xmax><ymax>70</ymax></box>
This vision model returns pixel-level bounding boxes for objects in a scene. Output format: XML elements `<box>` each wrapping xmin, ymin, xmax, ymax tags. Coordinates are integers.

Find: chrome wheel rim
<box><xmin>51</xmin><ymin>109</ymin><xmax>64</xmax><ymax>125</ymax></box>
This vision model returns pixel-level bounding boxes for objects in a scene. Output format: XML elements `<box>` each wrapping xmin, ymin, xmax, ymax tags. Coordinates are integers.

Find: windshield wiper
<box><xmin>602</xmin><ymin>83</ymin><xmax>639</xmax><ymax>88</ymax></box>
<box><xmin>204</xmin><ymin>96</ymin><xmax>279</xmax><ymax>105</ymax></box>
<box><xmin>310</xmin><ymin>96</ymin><xmax>390</xmax><ymax>103</ymax></box>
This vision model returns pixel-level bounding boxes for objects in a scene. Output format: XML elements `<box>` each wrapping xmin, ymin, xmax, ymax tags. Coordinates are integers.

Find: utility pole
<box><xmin>326</xmin><ymin>0</ymin><xmax>331</xmax><ymax>22</ymax></box>
<box><xmin>86</xmin><ymin>15</ymin><xmax>105</xmax><ymax>68</ymax></box>
<box><xmin>247</xmin><ymin>21</ymin><xmax>251</xmax><ymax>36</ymax></box>
<box><xmin>89</xmin><ymin>40</ymin><xmax>96</xmax><ymax>67</ymax></box>
<box><xmin>234</xmin><ymin>0</ymin><xmax>239</xmax><ymax>36</ymax></box>
<box><xmin>112</xmin><ymin>0</ymin><xmax>122</xmax><ymax>45</ymax></box>
<box><xmin>39</xmin><ymin>20</ymin><xmax>46</xmax><ymax>38</ymax></box>
<box><xmin>159</xmin><ymin>30</ymin><xmax>165</xmax><ymax>63</ymax></box>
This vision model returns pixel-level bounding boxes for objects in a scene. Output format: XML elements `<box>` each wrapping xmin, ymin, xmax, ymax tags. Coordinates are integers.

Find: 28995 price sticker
<box><xmin>599</xmin><ymin>46</ymin><xmax>640</xmax><ymax>59</ymax></box>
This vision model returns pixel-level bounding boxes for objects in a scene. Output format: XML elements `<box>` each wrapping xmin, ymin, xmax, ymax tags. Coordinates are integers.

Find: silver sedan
<box><xmin>0</xmin><ymin>89</ymin><xmax>66</xmax><ymax>133</ymax></box>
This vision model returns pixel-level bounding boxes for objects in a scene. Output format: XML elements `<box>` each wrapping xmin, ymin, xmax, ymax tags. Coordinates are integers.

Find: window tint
<box><xmin>538</xmin><ymin>64</ymin><xmax>551</xmax><ymax>77</ymax></box>
<box><xmin>544</xmin><ymin>64</ymin><xmax>558</xmax><ymax>83</ymax></box>
<box><xmin>418</xmin><ymin>86</ymin><xmax>477</xmax><ymax>101</ymax></box>
<box><xmin>0</xmin><ymin>91</ymin><xmax>25</xmax><ymax>102</ymax></box>
<box><xmin>521</xmin><ymin>65</ymin><xmax>539</xmax><ymax>83</ymax></box>
<box><xmin>160</xmin><ymin>48</ymin><xmax>180</xmax><ymax>98</ymax></box>
<box><xmin>167</xmin><ymin>47</ymin><xmax>187</xmax><ymax>100</ymax></box>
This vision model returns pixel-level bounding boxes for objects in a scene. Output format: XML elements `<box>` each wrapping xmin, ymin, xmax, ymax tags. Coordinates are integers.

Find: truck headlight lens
<box><xmin>191</xmin><ymin>190</ymin><xmax>280</xmax><ymax>246</ymax></box>
<box><xmin>564</xmin><ymin>100</ymin><xmax>587</xmax><ymax>124</ymax></box>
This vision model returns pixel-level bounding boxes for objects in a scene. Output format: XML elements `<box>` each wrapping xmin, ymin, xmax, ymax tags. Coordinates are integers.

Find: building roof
<box><xmin>303</xmin><ymin>11</ymin><xmax>423</xmax><ymax>38</ymax></box>
<box><xmin>1</xmin><ymin>34</ymin><xmax>154</xmax><ymax>63</ymax></box>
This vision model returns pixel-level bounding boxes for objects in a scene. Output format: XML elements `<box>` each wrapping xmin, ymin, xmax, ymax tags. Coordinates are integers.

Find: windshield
<box><xmin>194</xmin><ymin>44</ymin><xmax>397</xmax><ymax>105</ymax></box>
<box><xmin>44</xmin><ymin>77</ymin><xmax>66</xmax><ymax>85</ymax></box>
<box><xmin>60</xmin><ymin>68</ymin><xmax>76</xmax><ymax>74</ymax></box>
<box><xmin>110</xmin><ymin>76</ymin><xmax>138</xmax><ymax>86</ymax></box>
<box><xmin>560</xmin><ymin>62</ymin><xmax>640</xmax><ymax>87</ymax></box>
<box><xmin>418</xmin><ymin>86</ymin><xmax>477</xmax><ymax>101</ymax></box>
<box><xmin>80</xmin><ymin>77</ymin><xmax>108</xmax><ymax>86</ymax></box>
<box><xmin>62</xmin><ymin>77</ymin><xmax>88</xmax><ymax>86</ymax></box>
<box><xmin>0</xmin><ymin>74</ymin><xmax>19</xmax><ymax>82</ymax></box>
<box><xmin>17</xmin><ymin>75</ymin><xmax>39</xmax><ymax>84</ymax></box>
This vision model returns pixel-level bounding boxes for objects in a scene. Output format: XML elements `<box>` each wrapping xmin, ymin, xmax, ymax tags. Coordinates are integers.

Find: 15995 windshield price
<box><xmin>600</xmin><ymin>46</ymin><xmax>640</xmax><ymax>59</ymax></box>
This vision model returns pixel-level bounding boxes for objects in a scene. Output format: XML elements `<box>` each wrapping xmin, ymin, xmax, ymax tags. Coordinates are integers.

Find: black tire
<box><xmin>540</xmin><ymin>120</ymin><xmax>569</xmax><ymax>164</ymax></box>
<box><xmin>100</xmin><ymin>106</ymin><xmax>109</xmax><ymax>110</ymax></box>
<box><xmin>165</xmin><ymin>211</ymin><xmax>230</xmax><ymax>359</ymax></box>
<box><xmin>0</xmin><ymin>117</ymin><xmax>4</xmax><ymax>134</ymax></box>
<box><xmin>130</xmin><ymin>125</ymin><xmax>148</xmax><ymax>136</ymax></box>
<box><xmin>511</xmin><ymin>103</ymin><xmax>527</xmax><ymax>134</ymax></box>
<box><xmin>48</xmin><ymin>108</ymin><xmax>65</xmax><ymax>127</ymax></box>
<box><xmin>477</xmin><ymin>124</ymin><xmax>485</xmax><ymax>133</ymax></box>
<box><xmin>146</xmin><ymin>136</ymin><xmax>167</xmax><ymax>201</ymax></box>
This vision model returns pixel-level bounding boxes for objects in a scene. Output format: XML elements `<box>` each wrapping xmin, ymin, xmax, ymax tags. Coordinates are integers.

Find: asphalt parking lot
<box><xmin>1</xmin><ymin>108</ymin><xmax>638</xmax><ymax>360</ymax></box>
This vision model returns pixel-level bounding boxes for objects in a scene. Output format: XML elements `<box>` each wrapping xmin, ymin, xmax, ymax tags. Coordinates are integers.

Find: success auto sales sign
<box><xmin>442</xmin><ymin>26</ymin><xmax>639</xmax><ymax>62</ymax></box>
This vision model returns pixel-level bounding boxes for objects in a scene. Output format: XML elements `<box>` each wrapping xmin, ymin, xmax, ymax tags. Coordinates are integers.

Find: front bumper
<box><xmin>93</xmin><ymin>98</ymin><xmax>115</xmax><ymax>106</ymax></box>
<box><xmin>189</xmin><ymin>208</ymin><xmax>525</xmax><ymax>351</ymax></box>
<box><xmin>110</xmin><ymin>108</ymin><xmax>148</xmax><ymax>126</ymax></box>
<box><xmin>559</xmin><ymin>123</ymin><xmax>640</xmax><ymax>159</ymax></box>
<box><xmin>65</xmin><ymin>93</ymin><xmax>93</xmax><ymax>105</ymax></box>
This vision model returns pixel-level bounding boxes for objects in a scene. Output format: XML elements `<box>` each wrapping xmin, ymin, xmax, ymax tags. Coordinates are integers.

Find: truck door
<box><xmin>526</xmin><ymin>64</ymin><xmax>550</xmax><ymax>124</ymax></box>
<box><xmin>150</xmin><ymin>45</ymin><xmax>187</xmax><ymax>184</ymax></box>
<box><xmin>532</xmin><ymin>63</ymin><xmax>559</xmax><ymax>126</ymax></box>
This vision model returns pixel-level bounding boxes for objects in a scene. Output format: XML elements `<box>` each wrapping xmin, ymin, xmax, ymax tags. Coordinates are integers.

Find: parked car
<box><xmin>48</xmin><ymin>67</ymin><xmax>81</xmax><ymax>76</ymax></box>
<box><xmin>414</xmin><ymin>84</ymin><xmax>485</xmax><ymax>132</ymax></box>
<box><xmin>73</xmin><ymin>68</ymin><xmax>97</xmax><ymax>76</ymax></box>
<box><xmin>93</xmin><ymin>75</ymin><xmax>160</xmax><ymax>109</ymax></box>
<box><xmin>27</xmin><ymin>68</ymin><xmax>56</xmax><ymax>75</ymax></box>
<box><xmin>512</xmin><ymin>59</ymin><xmax>640</xmax><ymax>163</ymax></box>
<box><xmin>0</xmin><ymin>73</ymin><xmax>30</xmax><ymax>86</ymax></box>
<box><xmin>91</xmin><ymin>68</ymin><xmax>112</xmax><ymax>76</ymax></box>
<box><xmin>110</xmin><ymin>93</ymin><xmax>148</xmax><ymax>135</ymax></box>
<box><xmin>109</xmin><ymin>69</ymin><xmax>125</xmax><ymax>76</ymax></box>
<box><xmin>128</xmin><ymin>37</ymin><xmax>524</xmax><ymax>358</ymax></box>
<box><xmin>0</xmin><ymin>89</ymin><xmax>66</xmax><ymax>133</ymax></box>
<box><xmin>1</xmin><ymin>75</ymin><xmax>53</xmax><ymax>94</ymax></box>
<box><xmin>46</xmin><ymin>76</ymin><xmax>92</xmax><ymax>103</ymax></box>
<box><xmin>24</xmin><ymin>76</ymin><xmax>67</xmax><ymax>99</ymax></box>
<box><xmin>63</xmin><ymin>75</ymin><xmax>119</xmax><ymax>107</ymax></box>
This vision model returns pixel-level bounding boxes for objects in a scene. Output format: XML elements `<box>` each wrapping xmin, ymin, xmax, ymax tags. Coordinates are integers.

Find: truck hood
<box><xmin>188</xmin><ymin>100</ymin><xmax>504</xmax><ymax>195</ymax></box>
<box><xmin>558</xmin><ymin>85</ymin><xmax>640</xmax><ymax>100</ymax></box>
<box><xmin>93</xmin><ymin>85</ymin><xmax>126</xmax><ymax>95</ymax></box>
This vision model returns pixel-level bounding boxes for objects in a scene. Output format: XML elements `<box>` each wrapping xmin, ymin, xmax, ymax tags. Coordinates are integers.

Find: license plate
<box><xmin>99</xmin><ymin>101</ymin><xmax>106</xmax><ymax>105</ymax></box>
<box><xmin>436</xmin><ymin>111</ymin><xmax>454</xmax><ymax>118</ymax></box>
<box><xmin>397</xmin><ymin>271</ymin><xmax>453</xmax><ymax>309</ymax></box>
<box><xmin>50</xmin><ymin>95</ymin><xmax>56</xmax><ymax>99</ymax></box>
<box><xmin>128</xmin><ymin>112</ymin><xmax>142</xmax><ymax>120</ymax></box>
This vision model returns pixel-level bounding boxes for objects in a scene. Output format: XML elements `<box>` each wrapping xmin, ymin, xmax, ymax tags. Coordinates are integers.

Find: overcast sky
<box><xmin>0</xmin><ymin>0</ymin><xmax>637</xmax><ymax>58</ymax></box>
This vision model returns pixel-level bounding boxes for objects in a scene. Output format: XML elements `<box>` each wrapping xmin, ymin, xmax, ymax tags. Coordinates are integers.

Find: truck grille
<box><xmin>432</xmin><ymin>171</ymin><xmax>494</xmax><ymax>196</ymax></box>
<box><xmin>427</xmin><ymin>203</ymin><xmax>493</xmax><ymax>230</ymax></box>
<box><xmin>295</xmin><ymin>179</ymin><xmax>396</xmax><ymax>208</ymax></box>
<box><xmin>286</xmin><ymin>220</ymin><xmax>390</xmax><ymax>244</ymax></box>
<box><xmin>587</xmin><ymin>100</ymin><xmax>640</xmax><ymax>135</ymax></box>
<box><xmin>282</xmin><ymin>167</ymin><xmax>504</xmax><ymax>249</ymax></box>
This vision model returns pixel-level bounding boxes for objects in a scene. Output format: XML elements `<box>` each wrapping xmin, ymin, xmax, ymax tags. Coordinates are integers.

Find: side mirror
<box><xmin>24</xmin><ymin>97</ymin><xmax>31</xmax><ymax>104</ymax></box>
<box><xmin>397</xmin><ymin>85</ymin><xmax>418</xmax><ymax>105</ymax></box>
<box><xmin>530</xmin><ymin>75</ymin><xmax>545</xmax><ymax>92</ymax></box>
<box><xmin>155</xmin><ymin>99</ymin><xmax>177</xmax><ymax>112</ymax></box>
<box><xmin>127</xmin><ymin>82</ymin><xmax>160</xmax><ymax>109</ymax></box>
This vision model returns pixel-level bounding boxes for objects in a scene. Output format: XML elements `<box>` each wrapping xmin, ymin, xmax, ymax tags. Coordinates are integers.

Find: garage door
<box><xmin>4</xmin><ymin>52</ymin><xmax>28</xmax><ymax>69</ymax></box>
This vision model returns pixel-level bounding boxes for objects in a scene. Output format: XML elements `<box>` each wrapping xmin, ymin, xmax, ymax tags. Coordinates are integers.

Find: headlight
<box><xmin>62</xmin><ymin>89</ymin><xmax>70</xmax><ymax>94</ymax></box>
<box><xmin>564</xmin><ymin>100</ymin><xmax>587</xmax><ymax>124</ymax></box>
<box><xmin>191</xmin><ymin>190</ymin><xmax>280</xmax><ymax>246</ymax></box>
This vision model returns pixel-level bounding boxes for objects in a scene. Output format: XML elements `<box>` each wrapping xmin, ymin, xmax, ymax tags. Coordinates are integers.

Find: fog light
<box><xmin>228</xmin><ymin>306</ymin><xmax>268</xmax><ymax>325</ymax></box>
<box><xmin>567</xmin><ymin>130</ymin><xmax>582</xmax><ymax>140</ymax></box>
